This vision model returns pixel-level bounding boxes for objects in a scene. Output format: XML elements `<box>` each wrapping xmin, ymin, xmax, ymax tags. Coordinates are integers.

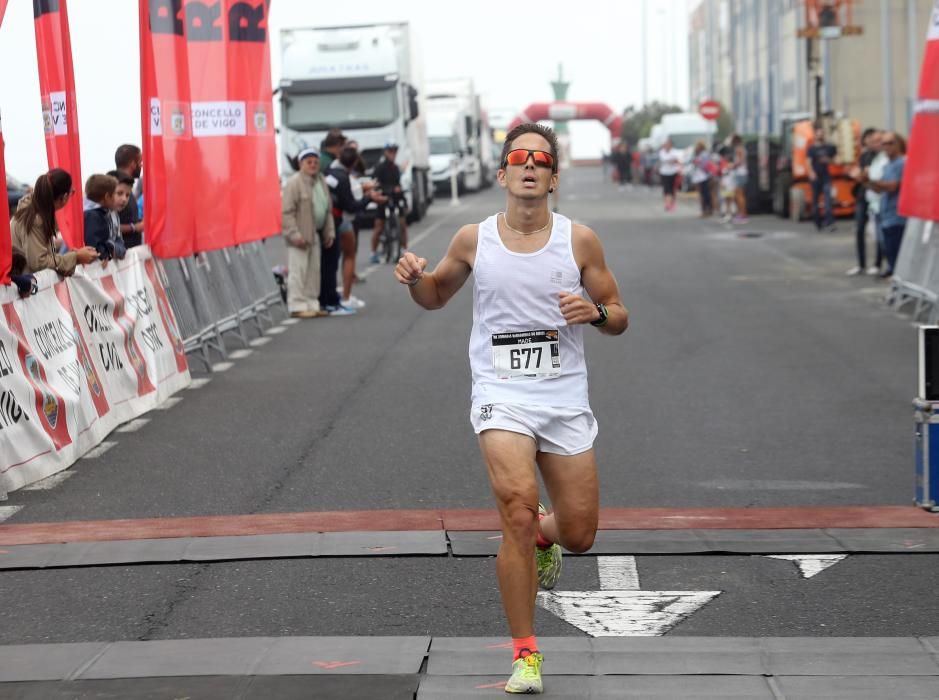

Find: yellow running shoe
<box><xmin>504</xmin><ymin>650</ymin><xmax>544</xmax><ymax>694</ymax></box>
<box><xmin>536</xmin><ymin>503</ymin><xmax>562</xmax><ymax>590</ymax></box>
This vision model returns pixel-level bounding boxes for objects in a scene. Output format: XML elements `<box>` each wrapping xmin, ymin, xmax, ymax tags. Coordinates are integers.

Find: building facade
<box><xmin>689</xmin><ymin>0</ymin><xmax>933</xmax><ymax>138</ymax></box>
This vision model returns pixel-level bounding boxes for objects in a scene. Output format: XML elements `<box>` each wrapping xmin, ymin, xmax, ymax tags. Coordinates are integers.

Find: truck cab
<box><xmin>278</xmin><ymin>23</ymin><xmax>431</xmax><ymax>221</ymax></box>
<box><xmin>425</xmin><ymin>79</ymin><xmax>492</xmax><ymax>194</ymax></box>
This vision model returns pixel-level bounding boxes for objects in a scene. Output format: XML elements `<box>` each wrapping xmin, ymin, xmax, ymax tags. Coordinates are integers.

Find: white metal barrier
<box><xmin>889</xmin><ymin>218</ymin><xmax>939</xmax><ymax>321</ymax></box>
<box><xmin>156</xmin><ymin>239</ymin><xmax>285</xmax><ymax>370</ymax></box>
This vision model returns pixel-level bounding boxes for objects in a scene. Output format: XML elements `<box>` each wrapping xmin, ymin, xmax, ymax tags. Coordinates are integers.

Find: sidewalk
<box><xmin>3</xmin><ymin>635</ymin><xmax>939</xmax><ymax>698</ymax></box>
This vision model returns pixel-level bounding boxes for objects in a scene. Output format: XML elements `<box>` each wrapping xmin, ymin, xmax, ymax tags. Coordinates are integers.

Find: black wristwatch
<box><xmin>590</xmin><ymin>303</ymin><xmax>609</xmax><ymax>327</ymax></box>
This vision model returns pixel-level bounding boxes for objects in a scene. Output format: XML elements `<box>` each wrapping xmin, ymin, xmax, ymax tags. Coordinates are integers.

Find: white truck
<box><xmin>425</xmin><ymin>79</ymin><xmax>493</xmax><ymax>194</ymax></box>
<box><xmin>659</xmin><ymin>112</ymin><xmax>717</xmax><ymax>152</ymax></box>
<box><xmin>278</xmin><ymin>23</ymin><xmax>432</xmax><ymax>221</ymax></box>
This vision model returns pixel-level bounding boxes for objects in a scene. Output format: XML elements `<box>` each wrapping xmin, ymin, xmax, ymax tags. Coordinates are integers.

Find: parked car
<box><xmin>7</xmin><ymin>175</ymin><xmax>29</xmax><ymax>211</ymax></box>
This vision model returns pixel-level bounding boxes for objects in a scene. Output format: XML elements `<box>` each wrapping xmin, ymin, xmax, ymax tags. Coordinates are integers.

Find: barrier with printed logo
<box><xmin>0</xmin><ymin>247</ymin><xmax>190</xmax><ymax>493</ymax></box>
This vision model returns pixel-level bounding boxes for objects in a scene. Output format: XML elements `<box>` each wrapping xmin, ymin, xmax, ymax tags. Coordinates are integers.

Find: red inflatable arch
<box><xmin>508</xmin><ymin>102</ymin><xmax>624</xmax><ymax>146</ymax></box>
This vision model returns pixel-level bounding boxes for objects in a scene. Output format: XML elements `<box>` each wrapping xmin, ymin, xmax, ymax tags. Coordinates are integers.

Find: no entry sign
<box><xmin>699</xmin><ymin>100</ymin><xmax>721</xmax><ymax>121</ymax></box>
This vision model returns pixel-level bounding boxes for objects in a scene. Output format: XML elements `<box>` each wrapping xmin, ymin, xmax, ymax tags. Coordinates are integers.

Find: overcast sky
<box><xmin>0</xmin><ymin>0</ymin><xmax>691</xmax><ymax>183</ymax></box>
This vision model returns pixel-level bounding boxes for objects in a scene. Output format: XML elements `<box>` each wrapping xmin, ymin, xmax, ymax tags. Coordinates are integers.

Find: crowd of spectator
<box><xmin>849</xmin><ymin>127</ymin><xmax>907</xmax><ymax>279</ymax></box>
<box><xmin>605</xmin><ymin>123</ymin><xmax>910</xmax><ymax>282</ymax></box>
<box><xmin>610</xmin><ymin>134</ymin><xmax>750</xmax><ymax>224</ymax></box>
<box><xmin>6</xmin><ymin>144</ymin><xmax>145</xmax><ymax>296</ymax></box>
<box><xmin>281</xmin><ymin>129</ymin><xmax>408</xmax><ymax>319</ymax></box>
<box><xmin>5</xmin><ymin>132</ymin><xmax>410</xmax><ymax>321</ymax></box>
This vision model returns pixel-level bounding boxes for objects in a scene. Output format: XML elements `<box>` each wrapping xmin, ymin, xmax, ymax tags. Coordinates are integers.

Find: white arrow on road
<box><xmin>537</xmin><ymin>556</ymin><xmax>721</xmax><ymax>636</ymax></box>
<box><xmin>764</xmin><ymin>554</ymin><xmax>847</xmax><ymax>579</ymax></box>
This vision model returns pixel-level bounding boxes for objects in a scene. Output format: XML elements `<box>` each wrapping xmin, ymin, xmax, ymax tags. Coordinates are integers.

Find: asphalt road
<box><xmin>1</xmin><ymin>167</ymin><xmax>935</xmax><ymax>643</ymax></box>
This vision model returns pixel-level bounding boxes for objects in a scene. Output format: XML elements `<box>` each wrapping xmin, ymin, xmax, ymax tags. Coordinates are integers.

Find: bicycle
<box><xmin>376</xmin><ymin>192</ymin><xmax>407</xmax><ymax>264</ymax></box>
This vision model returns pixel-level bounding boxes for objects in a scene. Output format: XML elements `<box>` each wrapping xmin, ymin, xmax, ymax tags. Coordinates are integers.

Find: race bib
<box><xmin>491</xmin><ymin>330</ymin><xmax>561</xmax><ymax>380</ymax></box>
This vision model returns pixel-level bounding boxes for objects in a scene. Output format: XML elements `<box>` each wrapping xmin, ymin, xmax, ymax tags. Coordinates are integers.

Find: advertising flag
<box><xmin>33</xmin><ymin>0</ymin><xmax>83</xmax><ymax>249</ymax></box>
<box><xmin>899</xmin><ymin>0</ymin><xmax>939</xmax><ymax>221</ymax></box>
<box><xmin>139</xmin><ymin>0</ymin><xmax>281</xmax><ymax>258</ymax></box>
<box><xmin>1</xmin><ymin>107</ymin><xmax>10</xmax><ymax>286</ymax></box>
<box><xmin>1</xmin><ymin>1</ymin><xmax>11</xmax><ymax>283</ymax></box>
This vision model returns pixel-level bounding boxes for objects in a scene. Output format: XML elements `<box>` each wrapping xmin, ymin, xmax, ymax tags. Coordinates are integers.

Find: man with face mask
<box><xmin>114</xmin><ymin>144</ymin><xmax>144</xmax><ymax>248</ymax></box>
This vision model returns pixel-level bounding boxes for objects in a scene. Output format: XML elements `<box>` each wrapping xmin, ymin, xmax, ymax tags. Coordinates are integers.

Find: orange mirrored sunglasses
<box><xmin>503</xmin><ymin>148</ymin><xmax>555</xmax><ymax>169</ymax></box>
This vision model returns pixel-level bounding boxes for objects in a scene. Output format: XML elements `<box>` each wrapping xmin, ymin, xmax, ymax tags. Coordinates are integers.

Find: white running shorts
<box><xmin>470</xmin><ymin>403</ymin><xmax>598</xmax><ymax>456</ymax></box>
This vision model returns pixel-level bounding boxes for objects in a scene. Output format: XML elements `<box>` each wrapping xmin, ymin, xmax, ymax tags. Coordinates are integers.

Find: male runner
<box><xmin>395</xmin><ymin>123</ymin><xmax>628</xmax><ymax>694</ymax></box>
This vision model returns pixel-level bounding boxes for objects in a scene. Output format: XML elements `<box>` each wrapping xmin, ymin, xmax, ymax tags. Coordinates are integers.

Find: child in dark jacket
<box><xmin>83</xmin><ymin>174</ymin><xmax>126</xmax><ymax>262</ymax></box>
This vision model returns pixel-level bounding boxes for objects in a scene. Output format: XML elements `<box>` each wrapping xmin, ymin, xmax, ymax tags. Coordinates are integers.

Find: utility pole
<box><xmin>641</xmin><ymin>0</ymin><xmax>648</xmax><ymax>106</ymax></box>
<box><xmin>881</xmin><ymin>0</ymin><xmax>894</xmax><ymax>130</ymax></box>
<box><xmin>907</xmin><ymin>0</ymin><xmax>918</xmax><ymax>127</ymax></box>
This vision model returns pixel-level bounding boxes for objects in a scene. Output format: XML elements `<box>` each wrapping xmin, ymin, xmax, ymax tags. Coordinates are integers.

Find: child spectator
<box><xmin>107</xmin><ymin>170</ymin><xmax>136</xmax><ymax>230</ymax></box>
<box><xmin>83</xmin><ymin>174</ymin><xmax>126</xmax><ymax>263</ymax></box>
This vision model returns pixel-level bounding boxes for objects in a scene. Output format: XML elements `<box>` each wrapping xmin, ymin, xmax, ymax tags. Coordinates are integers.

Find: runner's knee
<box><xmin>558</xmin><ymin>526</ymin><xmax>596</xmax><ymax>554</ymax></box>
<box><xmin>500</xmin><ymin>500</ymin><xmax>539</xmax><ymax>544</ymax></box>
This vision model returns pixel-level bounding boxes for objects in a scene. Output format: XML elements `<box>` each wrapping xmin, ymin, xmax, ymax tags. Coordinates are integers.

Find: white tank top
<box><xmin>469</xmin><ymin>213</ymin><xmax>590</xmax><ymax>408</ymax></box>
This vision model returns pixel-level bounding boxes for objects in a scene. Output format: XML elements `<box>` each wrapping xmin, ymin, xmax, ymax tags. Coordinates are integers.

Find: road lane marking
<box><xmin>188</xmin><ymin>378</ymin><xmax>211</xmax><ymax>389</ymax></box>
<box><xmin>211</xmin><ymin>362</ymin><xmax>234</xmax><ymax>373</ymax></box>
<box><xmin>249</xmin><ymin>336</ymin><xmax>272</xmax><ymax>347</ymax></box>
<box><xmin>598</xmin><ymin>555</ymin><xmax>640</xmax><ymax>590</ymax></box>
<box><xmin>698</xmin><ymin>479</ymin><xmax>866</xmax><ymax>491</ymax></box>
<box><xmin>229</xmin><ymin>349</ymin><xmax>253</xmax><ymax>360</ymax></box>
<box><xmin>82</xmin><ymin>441</ymin><xmax>117</xmax><ymax>459</ymax></box>
<box><xmin>281</xmin><ymin>318</ymin><xmax>300</xmax><ymax>326</ymax></box>
<box><xmin>538</xmin><ymin>555</ymin><xmax>719</xmax><ymax>636</ymax></box>
<box><xmin>22</xmin><ymin>472</ymin><xmax>73</xmax><ymax>491</ymax></box>
<box><xmin>156</xmin><ymin>397</ymin><xmax>182</xmax><ymax>410</ymax></box>
<box><xmin>265</xmin><ymin>326</ymin><xmax>287</xmax><ymax>335</ymax></box>
<box><xmin>358</xmin><ymin>204</ymin><xmax>467</xmax><ymax>281</ymax></box>
<box><xmin>764</xmin><ymin>554</ymin><xmax>848</xmax><ymax>579</ymax></box>
<box><xmin>538</xmin><ymin>590</ymin><xmax>721</xmax><ymax>637</ymax></box>
<box><xmin>117</xmin><ymin>418</ymin><xmax>150</xmax><ymax>433</ymax></box>
<box><xmin>0</xmin><ymin>506</ymin><xmax>23</xmax><ymax>523</ymax></box>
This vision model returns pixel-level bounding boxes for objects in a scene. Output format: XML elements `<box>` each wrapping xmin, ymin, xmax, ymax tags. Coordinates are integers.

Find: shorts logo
<box><xmin>480</xmin><ymin>404</ymin><xmax>493</xmax><ymax>422</ymax></box>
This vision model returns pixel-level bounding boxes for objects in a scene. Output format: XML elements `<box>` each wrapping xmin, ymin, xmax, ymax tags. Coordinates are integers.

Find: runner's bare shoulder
<box><xmin>450</xmin><ymin>223</ymin><xmax>479</xmax><ymax>269</ymax></box>
<box><xmin>570</xmin><ymin>223</ymin><xmax>603</xmax><ymax>270</ymax></box>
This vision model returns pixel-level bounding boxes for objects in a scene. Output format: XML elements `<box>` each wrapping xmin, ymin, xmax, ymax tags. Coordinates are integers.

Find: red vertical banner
<box><xmin>899</xmin><ymin>0</ymin><xmax>939</xmax><ymax>221</ymax></box>
<box><xmin>139</xmin><ymin>0</ymin><xmax>281</xmax><ymax>258</ymax></box>
<box><xmin>0</xmin><ymin>107</ymin><xmax>11</xmax><ymax>286</ymax></box>
<box><xmin>0</xmin><ymin>1</ymin><xmax>12</xmax><ymax>284</ymax></box>
<box><xmin>33</xmin><ymin>0</ymin><xmax>83</xmax><ymax>249</ymax></box>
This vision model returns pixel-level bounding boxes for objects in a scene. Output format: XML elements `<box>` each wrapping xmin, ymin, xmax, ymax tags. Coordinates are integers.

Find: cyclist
<box><xmin>369</xmin><ymin>143</ymin><xmax>409</xmax><ymax>263</ymax></box>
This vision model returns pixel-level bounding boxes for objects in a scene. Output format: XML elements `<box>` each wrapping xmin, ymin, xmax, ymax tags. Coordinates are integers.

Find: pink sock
<box><xmin>513</xmin><ymin>635</ymin><xmax>538</xmax><ymax>660</ymax></box>
<box><xmin>536</xmin><ymin>510</ymin><xmax>552</xmax><ymax>549</ymax></box>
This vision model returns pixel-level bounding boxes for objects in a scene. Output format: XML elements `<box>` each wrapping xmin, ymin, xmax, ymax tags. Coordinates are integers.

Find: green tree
<box><xmin>620</xmin><ymin>102</ymin><xmax>683</xmax><ymax>145</ymax></box>
<box><xmin>713</xmin><ymin>102</ymin><xmax>735</xmax><ymax>143</ymax></box>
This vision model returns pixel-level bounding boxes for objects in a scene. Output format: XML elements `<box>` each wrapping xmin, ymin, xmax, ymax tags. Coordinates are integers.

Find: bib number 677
<box><xmin>510</xmin><ymin>346</ymin><xmax>542</xmax><ymax>370</ymax></box>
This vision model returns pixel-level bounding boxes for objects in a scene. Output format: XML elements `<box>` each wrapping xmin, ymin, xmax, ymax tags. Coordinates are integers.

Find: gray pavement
<box><xmin>3</xmin><ymin>636</ymin><xmax>939</xmax><ymax>699</ymax></box>
<box><xmin>0</xmin><ymin>168</ymin><xmax>936</xmax><ymax>696</ymax></box>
